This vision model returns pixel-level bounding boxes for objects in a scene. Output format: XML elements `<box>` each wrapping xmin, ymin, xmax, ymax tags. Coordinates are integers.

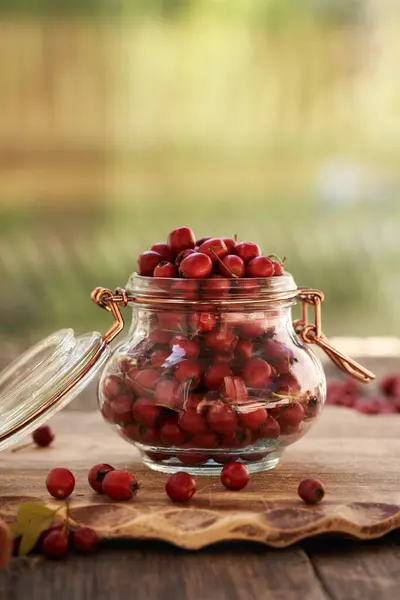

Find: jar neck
<box><xmin>129</xmin><ymin>302</ymin><xmax>295</xmax><ymax>336</ymax></box>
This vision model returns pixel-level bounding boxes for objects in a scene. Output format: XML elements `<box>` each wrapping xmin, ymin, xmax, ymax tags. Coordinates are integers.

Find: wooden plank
<box><xmin>306</xmin><ymin>535</ymin><xmax>400</xmax><ymax>600</ymax></box>
<box><xmin>0</xmin><ymin>544</ymin><xmax>330</xmax><ymax>600</ymax></box>
<box><xmin>0</xmin><ymin>410</ymin><xmax>400</xmax><ymax>548</ymax></box>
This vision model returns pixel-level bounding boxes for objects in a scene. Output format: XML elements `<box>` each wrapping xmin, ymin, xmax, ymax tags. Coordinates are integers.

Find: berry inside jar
<box><xmin>98</xmin><ymin>227</ymin><xmax>326</xmax><ymax>474</ymax></box>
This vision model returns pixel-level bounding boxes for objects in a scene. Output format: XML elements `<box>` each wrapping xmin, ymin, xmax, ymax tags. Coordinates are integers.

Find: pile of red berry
<box><xmin>99</xmin><ymin>226</ymin><xmax>323</xmax><ymax>468</ymax></box>
<box><xmin>138</xmin><ymin>226</ymin><xmax>285</xmax><ymax>280</ymax></box>
<box><xmin>327</xmin><ymin>373</ymin><xmax>400</xmax><ymax>415</ymax></box>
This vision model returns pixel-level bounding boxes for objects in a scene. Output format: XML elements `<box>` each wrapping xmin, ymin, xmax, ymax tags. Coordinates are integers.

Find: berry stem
<box><xmin>210</xmin><ymin>247</ymin><xmax>238</xmax><ymax>278</ymax></box>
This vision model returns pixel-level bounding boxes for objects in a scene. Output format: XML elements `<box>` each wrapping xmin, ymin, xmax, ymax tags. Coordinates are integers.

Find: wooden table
<box><xmin>1</xmin><ymin>407</ymin><xmax>400</xmax><ymax>600</ymax></box>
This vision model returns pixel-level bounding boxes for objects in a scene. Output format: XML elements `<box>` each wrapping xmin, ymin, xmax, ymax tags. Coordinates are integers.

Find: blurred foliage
<box><xmin>0</xmin><ymin>0</ymin><xmax>365</xmax><ymax>23</ymax></box>
<box><xmin>1</xmin><ymin>195</ymin><xmax>397</xmax><ymax>344</ymax></box>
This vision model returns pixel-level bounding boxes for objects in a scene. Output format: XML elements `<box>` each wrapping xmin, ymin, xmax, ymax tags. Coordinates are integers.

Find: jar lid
<box><xmin>0</xmin><ymin>329</ymin><xmax>110</xmax><ymax>451</ymax></box>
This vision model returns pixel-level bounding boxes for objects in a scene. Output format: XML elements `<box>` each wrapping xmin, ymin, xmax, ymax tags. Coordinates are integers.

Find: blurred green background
<box><xmin>1</xmin><ymin>0</ymin><xmax>399</xmax><ymax>359</ymax></box>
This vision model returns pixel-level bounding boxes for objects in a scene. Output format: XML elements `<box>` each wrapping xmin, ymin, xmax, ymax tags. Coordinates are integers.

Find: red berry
<box><xmin>88</xmin><ymin>463</ymin><xmax>115</xmax><ymax>494</ymax></box>
<box><xmin>169</xmin><ymin>335</ymin><xmax>200</xmax><ymax>359</ymax></box>
<box><xmin>154</xmin><ymin>379</ymin><xmax>181</xmax><ymax>409</ymax></box>
<box><xmin>167</xmin><ymin>226</ymin><xmax>196</xmax><ymax>256</ymax></box>
<box><xmin>149</xmin><ymin>329</ymin><xmax>171</xmax><ymax>346</ymax></box>
<box><xmin>195</xmin><ymin>236</ymin><xmax>212</xmax><ymax>246</ymax></box>
<box><xmin>32</xmin><ymin>425</ymin><xmax>54</xmax><ymax>447</ymax></box>
<box><xmin>235</xmin><ymin>339</ymin><xmax>253</xmax><ymax>361</ymax></box>
<box><xmin>170</xmin><ymin>279</ymin><xmax>199</xmax><ymax>300</ymax></box>
<box><xmin>46</xmin><ymin>468</ymin><xmax>75</xmax><ymax>499</ymax></box>
<box><xmin>219</xmin><ymin>255</ymin><xmax>245</xmax><ymax>278</ymax></box>
<box><xmin>42</xmin><ymin>530</ymin><xmax>69</xmax><ymax>560</ymax></box>
<box><xmin>179</xmin><ymin>253</ymin><xmax>213</xmax><ymax>279</ymax></box>
<box><xmin>153</xmin><ymin>261</ymin><xmax>178</xmax><ymax>278</ymax></box>
<box><xmin>165</xmin><ymin>472</ymin><xmax>196</xmax><ymax>502</ymax></box>
<box><xmin>272</xmin><ymin>260</ymin><xmax>284</xmax><ymax>276</ymax></box>
<box><xmin>188</xmin><ymin>311</ymin><xmax>216</xmax><ymax>332</ymax></box>
<box><xmin>132</xmin><ymin>397</ymin><xmax>163</xmax><ymax>427</ymax></box>
<box><xmin>198</xmin><ymin>238</ymin><xmax>228</xmax><ymax>262</ymax></box>
<box><xmin>160</xmin><ymin>418</ymin><xmax>186</xmax><ymax>445</ymax></box>
<box><xmin>138</xmin><ymin>251</ymin><xmax>163</xmax><ymax>276</ymax></box>
<box><xmin>204</xmin><ymin>364</ymin><xmax>233</xmax><ymax>390</ymax></box>
<box><xmin>191</xmin><ymin>432</ymin><xmax>219</xmax><ymax>448</ymax></box>
<box><xmin>203</xmin><ymin>274</ymin><xmax>231</xmax><ymax>298</ymax></box>
<box><xmin>238</xmin><ymin>407</ymin><xmax>268</xmax><ymax>430</ymax></box>
<box><xmin>174</xmin><ymin>360</ymin><xmax>202</xmax><ymax>388</ymax></box>
<box><xmin>239</xmin><ymin>322</ymin><xmax>265</xmax><ymax>340</ymax></box>
<box><xmin>221</xmin><ymin>462</ymin><xmax>249</xmax><ymax>491</ymax></box>
<box><xmin>110</xmin><ymin>394</ymin><xmax>134</xmax><ymax>424</ymax></box>
<box><xmin>72</xmin><ymin>527</ymin><xmax>98</xmax><ymax>553</ymax></box>
<box><xmin>275</xmin><ymin>373</ymin><xmax>301</xmax><ymax>395</ymax></box>
<box><xmin>246</xmin><ymin>256</ymin><xmax>274</xmax><ymax>278</ymax></box>
<box><xmin>234</xmin><ymin>241</ymin><xmax>261</xmax><ymax>263</ymax></box>
<box><xmin>102</xmin><ymin>470</ymin><xmax>139</xmax><ymax>501</ymax></box>
<box><xmin>243</xmin><ymin>358</ymin><xmax>271</xmax><ymax>388</ymax></box>
<box><xmin>205</xmin><ymin>328</ymin><xmax>237</xmax><ymax>354</ymax></box>
<box><xmin>220</xmin><ymin>428</ymin><xmax>252</xmax><ymax>448</ymax></box>
<box><xmin>150</xmin><ymin>347</ymin><xmax>170</xmax><ymax>367</ymax></box>
<box><xmin>207</xmin><ymin>404</ymin><xmax>238</xmax><ymax>434</ymax></box>
<box><xmin>134</xmin><ymin>369</ymin><xmax>159</xmax><ymax>395</ymax></box>
<box><xmin>380</xmin><ymin>374</ymin><xmax>400</xmax><ymax>398</ymax></box>
<box><xmin>298</xmin><ymin>478</ymin><xmax>325</xmax><ymax>504</ymax></box>
<box><xmin>103</xmin><ymin>375</ymin><xmax>123</xmax><ymax>400</ymax></box>
<box><xmin>175</xmin><ymin>248</ymin><xmax>197</xmax><ymax>267</ymax></box>
<box><xmin>264</xmin><ymin>339</ymin><xmax>294</xmax><ymax>373</ymax></box>
<box><xmin>158</xmin><ymin>311</ymin><xmax>187</xmax><ymax>330</ymax></box>
<box><xmin>151</xmin><ymin>242</ymin><xmax>173</xmax><ymax>262</ymax></box>
<box><xmin>222</xmin><ymin>237</ymin><xmax>236</xmax><ymax>253</ymax></box>
<box><xmin>179</xmin><ymin>410</ymin><xmax>208</xmax><ymax>434</ymax></box>
<box><xmin>278</xmin><ymin>402</ymin><xmax>304</xmax><ymax>431</ymax></box>
<box><xmin>178</xmin><ymin>453</ymin><xmax>207</xmax><ymax>465</ymax></box>
<box><xmin>255</xmin><ymin>415</ymin><xmax>280</xmax><ymax>439</ymax></box>
<box><xmin>122</xmin><ymin>424</ymin><xmax>158</xmax><ymax>444</ymax></box>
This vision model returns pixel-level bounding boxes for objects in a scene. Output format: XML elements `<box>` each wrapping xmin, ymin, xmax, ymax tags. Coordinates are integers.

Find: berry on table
<box><xmin>72</xmin><ymin>527</ymin><xmax>98</xmax><ymax>553</ymax></box>
<box><xmin>165</xmin><ymin>472</ymin><xmax>196</xmax><ymax>502</ymax></box>
<box><xmin>88</xmin><ymin>463</ymin><xmax>115</xmax><ymax>494</ymax></box>
<box><xmin>298</xmin><ymin>478</ymin><xmax>325</xmax><ymax>504</ymax></box>
<box><xmin>32</xmin><ymin>425</ymin><xmax>55</xmax><ymax>447</ymax></box>
<box><xmin>46</xmin><ymin>468</ymin><xmax>75</xmax><ymax>499</ymax></box>
<box><xmin>41</xmin><ymin>530</ymin><xmax>69</xmax><ymax>560</ymax></box>
<box><xmin>221</xmin><ymin>462</ymin><xmax>250</xmax><ymax>491</ymax></box>
<box><xmin>102</xmin><ymin>470</ymin><xmax>139</xmax><ymax>501</ymax></box>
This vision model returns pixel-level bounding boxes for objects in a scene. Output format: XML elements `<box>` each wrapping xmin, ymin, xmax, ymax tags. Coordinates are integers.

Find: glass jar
<box><xmin>96</xmin><ymin>272</ymin><xmax>373</xmax><ymax>474</ymax></box>
<box><xmin>0</xmin><ymin>271</ymin><xmax>374</xmax><ymax>468</ymax></box>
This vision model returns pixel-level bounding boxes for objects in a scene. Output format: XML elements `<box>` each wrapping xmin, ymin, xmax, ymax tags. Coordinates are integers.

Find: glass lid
<box><xmin>0</xmin><ymin>329</ymin><xmax>110</xmax><ymax>451</ymax></box>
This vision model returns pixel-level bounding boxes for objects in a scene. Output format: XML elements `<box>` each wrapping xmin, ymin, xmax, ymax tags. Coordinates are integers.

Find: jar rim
<box><xmin>126</xmin><ymin>271</ymin><xmax>298</xmax><ymax>304</ymax></box>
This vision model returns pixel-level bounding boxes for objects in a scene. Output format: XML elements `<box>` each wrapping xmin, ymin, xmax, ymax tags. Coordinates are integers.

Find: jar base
<box><xmin>142</xmin><ymin>453</ymin><xmax>281</xmax><ymax>476</ymax></box>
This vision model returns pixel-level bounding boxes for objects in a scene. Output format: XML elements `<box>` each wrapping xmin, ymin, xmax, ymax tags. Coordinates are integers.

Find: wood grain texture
<box><xmin>1</xmin><ymin>408</ymin><xmax>400</xmax><ymax>549</ymax></box>
<box><xmin>0</xmin><ymin>544</ymin><xmax>330</xmax><ymax>600</ymax></box>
